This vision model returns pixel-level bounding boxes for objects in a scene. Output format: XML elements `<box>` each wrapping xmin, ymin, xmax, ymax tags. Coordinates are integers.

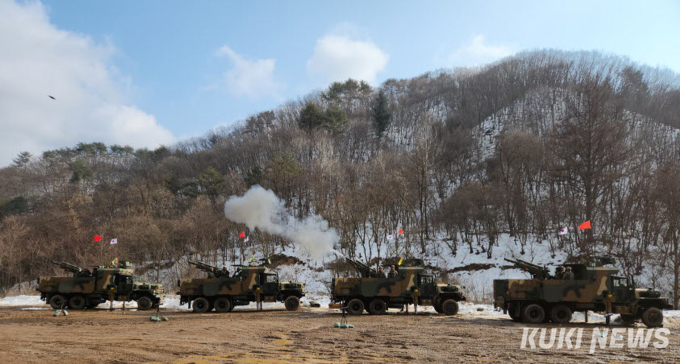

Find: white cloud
<box><xmin>450</xmin><ymin>35</ymin><xmax>513</xmax><ymax>66</ymax></box>
<box><xmin>216</xmin><ymin>46</ymin><xmax>280</xmax><ymax>98</ymax></box>
<box><xmin>0</xmin><ymin>0</ymin><xmax>174</xmax><ymax>166</ymax></box>
<box><xmin>307</xmin><ymin>34</ymin><xmax>389</xmax><ymax>84</ymax></box>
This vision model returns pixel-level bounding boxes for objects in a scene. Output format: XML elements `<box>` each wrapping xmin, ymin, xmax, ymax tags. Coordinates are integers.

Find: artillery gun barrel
<box><xmin>344</xmin><ymin>257</ymin><xmax>377</xmax><ymax>278</ymax></box>
<box><xmin>504</xmin><ymin>258</ymin><xmax>542</xmax><ymax>269</ymax></box>
<box><xmin>504</xmin><ymin>258</ymin><xmax>549</xmax><ymax>279</ymax></box>
<box><xmin>188</xmin><ymin>260</ymin><xmax>217</xmax><ymax>272</ymax></box>
<box><xmin>51</xmin><ymin>261</ymin><xmax>83</xmax><ymax>273</ymax></box>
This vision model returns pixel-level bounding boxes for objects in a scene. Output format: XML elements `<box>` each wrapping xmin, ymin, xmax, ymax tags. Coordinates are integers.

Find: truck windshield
<box><xmin>420</xmin><ymin>275</ymin><xmax>434</xmax><ymax>284</ymax></box>
<box><xmin>264</xmin><ymin>274</ymin><xmax>279</xmax><ymax>284</ymax></box>
<box><xmin>613</xmin><ymin>277</ymin><xmax>629</xmax><ymax>288</ymax></box>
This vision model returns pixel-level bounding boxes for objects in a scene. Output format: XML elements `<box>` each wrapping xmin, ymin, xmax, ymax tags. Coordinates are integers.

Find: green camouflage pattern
<box><xmin>179</xmin><ymin>260</ymin><xmax>305</xmax><ymax>312</ymax></box>
<box><xmin>37</xmin><ymin>261</ymin><xmax>163</xmax><ymax>310</ymax></box>
<box><xmin>331</xmin><ymin>259</ymin><xmax>466</xmax><ymax>315</ymax></box>
<box><xmin>494</xmin><ymin>259</ymin><xmax>672</xmax><ymax>327</ymax></box>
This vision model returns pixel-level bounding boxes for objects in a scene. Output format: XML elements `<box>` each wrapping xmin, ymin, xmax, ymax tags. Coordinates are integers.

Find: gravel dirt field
<box><xmin>1</xmin><ymin>305</ymin><xmax>678</xmax><ymax>363</ymax></box>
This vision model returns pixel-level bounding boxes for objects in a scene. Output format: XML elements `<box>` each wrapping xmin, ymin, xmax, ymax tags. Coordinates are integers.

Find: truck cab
<box><xmin>259</xmin><ymin>273</ymin><xmax>280</xmax><ymax>296</ymax></box>
<box><xmin>418</xmin><ymin>274</ymin><xmax>437</xmax><ymax>298</ymax></box>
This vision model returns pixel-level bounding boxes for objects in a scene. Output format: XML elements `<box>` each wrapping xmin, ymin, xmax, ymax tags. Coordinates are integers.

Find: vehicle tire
<box><xmin>284</xmin><ymin>296</ymin><xmax>300</xmax><ymax>311</ymax></box>
<box><xmin>368</xmin><ymin>299</ymin><xmax>388</xmax><ymax>315</ymax></box>
<box><xmin>49</xmin><ymin>295</ymin><xmax>67</xmax><ymax>310</ymax></box>
<box><xmin>641</xmin><ymin>307</ymin><xmax>663</xmax><ymax>328</ymax></box>
<box><xmin>522</xmin><ymin>304</ymin><xmax>545</xmax><ymax>324</ymax></box>
<box><xmin>434</xmin><ymin>302</ymin><xmax>443</xmax><ymax>314</ymax></box>
<box><xmin>550</xmin><ymin>304</ymin><xmax>572</xmax><ymax>324</ymax></box>
<box><xmin>346</xmin><ymin>299</ymin><xmax>364</xmax><ymax>315</ymax></box>
<box><xmin>441</xmin><ymin>299</ymin><xmax>459</xmax><ymax>316</ymax></box>
<box><xmin>136</xmin><ymin>296</ymin><xmax>153</xmax><ymax>311</ymax></box>
<box><xmin>620</xmin><ymin>314</ymin><xmax>636</xmax><ymax>325</ymax></box>
<box><xmin>192</xmin><ymin>297</ymin><xmax>210</xmax><ymax>313</ymax></box>
<box><xmin>214</xmin><ymin>297</ymin><xmax>232</xmax><ymax>313</ymax></box>
<box><xmin>69</xmin><ymin>295</ymin><xmax>86</xmax><ymax>310</ymax></box>
<box><xmin>508</xmin><ymin>302</ymin><xmax>521</xmax><ymax>322</ymax></box>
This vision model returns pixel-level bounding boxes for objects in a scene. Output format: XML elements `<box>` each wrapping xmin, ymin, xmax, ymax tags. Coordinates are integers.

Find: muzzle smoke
<box><xmin>224</xmin><ymin>186</ymin><xmax>338</xmax><ymax>260</ymax></box>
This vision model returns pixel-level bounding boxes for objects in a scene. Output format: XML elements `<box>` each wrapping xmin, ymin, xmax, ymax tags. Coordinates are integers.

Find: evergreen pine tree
<box><xmin>373</xmin><ymin>90</ymin><xmax>391</xmax><ymax>138</ymax></box>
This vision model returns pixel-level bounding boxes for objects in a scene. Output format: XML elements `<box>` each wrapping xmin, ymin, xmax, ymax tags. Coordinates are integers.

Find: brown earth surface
<box><xmin>0</xmin><ymin>306</ymin><xmax>679</xmax><ymax>363</ymax></box>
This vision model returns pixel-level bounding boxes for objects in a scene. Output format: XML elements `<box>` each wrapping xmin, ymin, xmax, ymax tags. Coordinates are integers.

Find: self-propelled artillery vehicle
<box><xmin>178</xmin><ymin>259</ymin><xmax>305</xmax><ymax>313</ymax></box>
<box><xmin>330</xmin><ymin>257</ymin><xmax>466</xmax><ymax>315</ymax></box>
<box><xmin>37</xmin><ymin>261</ymin><xmax>164</xmax><ymax>310</ymax></box>
<box><xmin>494</xmin><ymin>257</ymin><xmax>672</xmax><ymax>327</ymax></box>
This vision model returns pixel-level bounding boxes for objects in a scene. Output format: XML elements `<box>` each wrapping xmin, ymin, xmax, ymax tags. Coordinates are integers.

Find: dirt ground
<box><xmin>0</xmin><ymin>305</ymin><xmax>679</xmax><ymax>363</ymax></box>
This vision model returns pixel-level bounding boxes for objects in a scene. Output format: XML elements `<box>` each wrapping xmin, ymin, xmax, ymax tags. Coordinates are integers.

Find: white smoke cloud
<box><xmin>224</xmin><ymin>186</ymin><xmax>338</xmax><ymax>260</ymax></box>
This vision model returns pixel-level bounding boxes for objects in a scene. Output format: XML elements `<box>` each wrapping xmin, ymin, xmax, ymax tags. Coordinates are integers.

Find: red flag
<box><xmin>93</xmin><ymin>235</ymin><xmax>102</xmax><ymax>242</ymax></box>
<box><xmin>398</xmin><ymin>228</ymin><xmax>404</xmax><ymax>235</ymax></box>
<box><xmin>239</xmin><ymin>231</ymin><xmax>245</xmax><ymax>238</ymax></box>
<box><xmin>578</xmin><ymin>221</ymin><xmax>591</xmax><ymax>230</ymax></box>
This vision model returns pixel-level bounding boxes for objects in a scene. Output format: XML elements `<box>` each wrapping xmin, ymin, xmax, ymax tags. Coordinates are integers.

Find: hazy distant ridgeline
<box><xmin>1</xmin><ymin>50</ymin><xmax>680</xmax><ymax>308</ymax></box>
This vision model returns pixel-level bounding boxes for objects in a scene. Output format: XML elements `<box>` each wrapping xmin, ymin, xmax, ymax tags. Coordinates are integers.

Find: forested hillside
<box><xmin>2</xmin><ymin>49</ymin><xmax>680</xmax><ymax>307</ymax></box>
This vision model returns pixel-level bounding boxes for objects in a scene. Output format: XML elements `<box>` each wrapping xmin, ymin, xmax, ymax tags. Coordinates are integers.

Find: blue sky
<box><xmin>1</xmin><ymin>0</ymin><xmax>679</xmax><ymax>165</ymax></box>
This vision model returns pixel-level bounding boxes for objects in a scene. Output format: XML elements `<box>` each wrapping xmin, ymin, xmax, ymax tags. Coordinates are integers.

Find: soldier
<box><xmin>563</xmin><ymin>266</ymin><xmax>575</xmax><ymax>280</ymax></box>
<box><xmin>388</xmin><ymin>265</ymin><xmax>398</xmax><ymax>278</ymax></box>
<box><xmin>207</xmin><ymin>268</ymin><xmax>216</xmax><ymax>278</ymax></box>
<box><xmin>554</xmin><ymin>266</ymin><xmax>564</xmax><ymax>279</ymax></box>
<box><xmin>377</xmin><ymin>266</ymin><xmax>386</xmax><ymax>278</ymax></box>
<box><xmin>221</xmin><ymin>267</ymin><xmax>230</xmax><ymax>278</ymax></box>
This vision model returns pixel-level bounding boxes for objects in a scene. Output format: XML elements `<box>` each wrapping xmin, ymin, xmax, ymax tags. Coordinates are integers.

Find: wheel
<box><xmin>508</xmin><ymin>302</ymin><xmax>521</xmax><ymax>322</ymax></box>
<box><xmin>49</xmin><ymin>295</ymin><xmax>67</xmax><ymax>310</ymax></box>
<box><xmin>192</xmin><ymin>297</ymin><xmax>210</xmax><ymax>313</ymax></box>
<box><xmin>284</xmin><ymin>296</ymin><xmax>300</xmax><ymax>311</ymax></box>
<box><xmin>346</xmin><ymin>299</ymin><xmax>364</xmax><ymax>315</ymax></box>
<box><xmin>136</xmin><ymin>296</ymin><xmax>153</xmax><ymax>311</ymax></box>
<box><xmin>368</xmin><ymin>299</ymin><xmax>387</xmax><ymax>315</ymax></box>
<box><xmin>441</xmin><ymin>299</ymin><xmax>459</xmax><ymax>316</ymax></box>
<box><xmin>550</xmin><ymin>304</ymin><xmax>572</xmax><ymax>324</ymax></box>
<box><xmin>434</xmin><ymin>302</ymin><xmax>443</xmax><ymax>314</ymax></box>
<box><xmin>620</xmin><ymin>314</ymin><xmax>636</xmax><ymax>325</ymax></box>
<box><xmin>69</xmin><ymin>295</ymin><xmax>86</xmax><ymax>310</ymax></box>
<box><xmin>214</xmin><ymin>297</ymin><xmax>232</xmax><ymax>313</ymax></box>
<box><xmin>641</xmin><ymin>307</ymin><xmax>663</xmax><ymax>328</ymax></box>
<box><xmin>522</xmin><ymin>304</ymin><xmax>545</xmax><ymax>324</ymax></box>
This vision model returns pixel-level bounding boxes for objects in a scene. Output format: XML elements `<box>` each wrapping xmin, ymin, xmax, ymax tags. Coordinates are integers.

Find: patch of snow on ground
<box><xmin>0</xmin><ymin>295</ymin><xmax>43</xmax><ymax>306</ymax></box>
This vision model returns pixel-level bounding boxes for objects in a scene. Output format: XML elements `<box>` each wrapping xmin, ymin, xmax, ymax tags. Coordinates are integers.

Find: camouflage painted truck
<box><xmin>330</xmin><ymin>257</ymin><xmax>466</xmax><ymax>315</ymax></box>
<box><xmin>37</xmin><ymin>261</ymin><xmax>164</xmax><ymax>310</ymax></box>
<box><xmin>494</xmin><ymin>257</ymin><xmax>673</xmax><ymax>327</ymax></box>
<box><xmin>178</xmin><ymin>259</ymin><xmax>305</xmax><ymax>313</ymax></box>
